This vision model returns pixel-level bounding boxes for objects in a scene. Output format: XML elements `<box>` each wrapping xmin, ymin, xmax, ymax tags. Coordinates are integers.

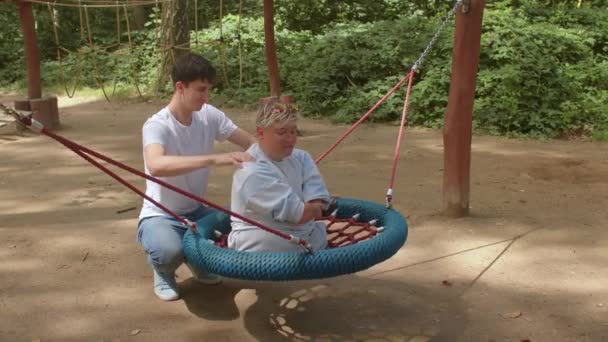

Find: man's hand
<box><xmin>145</xmin><ymin>144</ymin><xmax>255</xmax><ymax>176</ymax></box>
<box><xmin>214</xmin><ymin>152</ymin><xmax>255</xmax><ymax>168</ymax></box>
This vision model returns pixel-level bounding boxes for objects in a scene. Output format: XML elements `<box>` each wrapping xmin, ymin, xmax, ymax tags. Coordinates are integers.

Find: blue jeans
<box><xmin>137</xmin><ymin>206</ymin><xmax>215</xmax><ymax>274</ymax></box>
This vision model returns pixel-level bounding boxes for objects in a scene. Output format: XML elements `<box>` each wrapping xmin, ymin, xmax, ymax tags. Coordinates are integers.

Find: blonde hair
<box><xmin>256</xmin><ymin>97</ymin><xmax>299</xmax><ymax>128</ymax></box>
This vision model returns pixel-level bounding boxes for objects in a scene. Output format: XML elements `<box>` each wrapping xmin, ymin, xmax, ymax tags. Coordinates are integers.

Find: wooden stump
<box><xmin>13</xmin><ymin>98</ymin><xmax>31</xmax><ymax>133</ymax></box>
<box><xmin>10</xmin><ymin>97</ymin><xmax>60</xmax><ymax>132</ymax></box>
<box><xmin>29</xmin><ymin>97</ymin><xmax>58</xmax><ymax>130</ymax></box>
<box><xmin>48</xmin><ymin>96</ymin><xmax>60</xmax><ymax>127</ymax></box>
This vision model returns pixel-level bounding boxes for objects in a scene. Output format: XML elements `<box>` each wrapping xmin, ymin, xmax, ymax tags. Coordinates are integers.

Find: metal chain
<box><xmin>412</xmin><ymin>0</ymin><xmax>463</xmax><ymax>71</ymax></box>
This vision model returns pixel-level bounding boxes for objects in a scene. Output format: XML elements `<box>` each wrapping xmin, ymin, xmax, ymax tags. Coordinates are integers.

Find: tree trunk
<box><xmin>17</xmin><ymin>1</ymin><xmax>42</xmax><ymax>99</ymax></box>
<box><xmin>131</xmin><ymin>6</ymin><xmax>147</xmax><ymax>30</ymax></box>
<box><xmin>263</xmin><ymin>0</ymin><xmax>281</xmax><ymax>97</ymax></box>
<box><xmin>157</xmin><ymin>0</ymin><xmax>189</xmax><ymax>92</ymax></box>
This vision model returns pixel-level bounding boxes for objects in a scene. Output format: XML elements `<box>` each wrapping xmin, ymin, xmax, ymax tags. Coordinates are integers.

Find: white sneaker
<box><xmin>186</xmin><ymin>263</ymin><xmax>222</xmax><ymax>285</ymax></box>
<box><xmin>153</xmin><ymin>269</ymin><xmax>179</xmax><ymax>301</ymax></box>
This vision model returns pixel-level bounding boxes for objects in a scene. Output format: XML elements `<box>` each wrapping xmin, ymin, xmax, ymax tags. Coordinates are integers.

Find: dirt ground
<box><xmin>0</xmin><ymin>93</ymin><xmax>607</xmax><ymax>342</ymax></box>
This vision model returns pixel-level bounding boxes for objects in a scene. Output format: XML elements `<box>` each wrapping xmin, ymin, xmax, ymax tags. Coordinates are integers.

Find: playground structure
<box><xmin>3</xmin><ymin>2</ymin><xmax>608</xmax><ymax>339</ymax></box>
<box><xmin>4</xmin><ymin>0</ymin><xmax>484</xmax><ymax>218</ymax></box>
<box><xmin>1</xmin><ymin>90</ymin><xmax>606</xmax><ymax>341</ymax></box>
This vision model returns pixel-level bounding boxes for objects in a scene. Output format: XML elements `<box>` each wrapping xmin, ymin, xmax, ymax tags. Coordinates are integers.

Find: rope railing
<box><xmin>40</xmin><ymin>0</ymin><xmax>240</xmax><ymax>100</ymax></box>
<box><xmin>26</xmin><ymin>0</ymin><xmax>174</xmax><ymax>8</ymax></box>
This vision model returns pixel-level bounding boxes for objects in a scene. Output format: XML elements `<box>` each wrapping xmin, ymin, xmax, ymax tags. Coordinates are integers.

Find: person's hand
<box><xmin>214</xmin><ymin>152</ymin><xmax>255</xmax><ymax>168</ymax></box>
<box><xmin>310</xmin><ymin>202</ymin><xmax>325</xmax><ymax>217</ymax></box>
<box><xmin>307</xmin><ymin>197</ymin><xmax>339</xmax><ymax>217</ymax></box>
<box><xmin>299</xmin><ymin>201</ymin><xmax>325</xmax><ymax>224</ymax></box>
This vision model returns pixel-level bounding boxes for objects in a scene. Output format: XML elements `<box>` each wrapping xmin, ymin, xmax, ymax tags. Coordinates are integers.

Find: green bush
<box><xmin>182</xmin><ymin>6</ymin><xmax>608</xmax><ymax>138</ymax></box>
<box><xmin>2</xmin><ymin>1</ymin><xmax>607</xmax><ymax>139</ymax></box>
<box><xmin>472</xmin><ymin>8</ymin><xmax>608</xmax><ymax>137</ymax></box>
<box><xmin>0</xmin><ymin>6</ymin><xmax>25</xmax><ymax>86</ymax></box>
<box><xmin>280</xmin><ymin>17</ymin><xmax>440</xmax><ymax>119</ymax></box>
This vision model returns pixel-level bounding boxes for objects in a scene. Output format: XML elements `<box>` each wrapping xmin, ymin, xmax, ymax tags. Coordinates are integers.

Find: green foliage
<box><xmin>274</xmin><ymin>0</ymin><xmax>435</xmax><ymax>33</ymax></box>
<box><xmin>0</xmin><ymin>5</ymin><xmax>25</xmax><ymax>86</ymax></box>
<box><xmin>40</xmin><ymin>5</ymin><xmax>166</xmax><ymax>97</ymax></box>
<box><xmin>280</xmin><ymin>18</ymin><xmax>438</xmax><ymax>119</ymax></box>
<box><xmin>191</xmin><ymin>15</ymin><xmax>269</xmax><ymax>103</ymax></box>
<box><xmin>472</xmin><ymin>7</ymin><xmax>608</xmax><ymax>137</ymax></box>
<box><xmin>1</xmin><ymin>0</ymin><xmax>606</xmax><ymax>139</ymax></box>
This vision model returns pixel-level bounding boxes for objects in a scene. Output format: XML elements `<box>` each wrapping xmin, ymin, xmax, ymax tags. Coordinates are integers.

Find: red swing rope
<box><xmin>324</xmin><ymin>215</ymin><xmax>383</xmax><ymax>248</ymax></box>
<box><xmin>51</xmin><ymin>130</ymin><xmax>195</xmax><ymax>230</ymax></box>
<box><xmin>0</xmin><ymin>104</ymin><xmax>313</xmax><ymax>253</ymax></box>
<box><xmin>2</xmin><ymin>1</ymin><xmax>461</xmax><ymax>251</ymax></box>
<box><xmin>316</xmin><ymin>0</ymin><xmax>462</xmax><ymax>208</ymax></box>
<box><xmin>314</xmin><ymin>72</ymin><xmax>412</xmax><ymax>165</ymax></box>
<box><xmin>212</xmin><ymin>212</ymin><xmax>384</xmax><ymax>249</ymax></box>
<box><xmin>385</xmin><ymin>70</ymin><xmax>415</xmax><ymax>208</ymax></box>
<box><xmin>3</xmin><ymin>104</ymin><xmax>383</xmax><ymax>251</ymax></box>
<box><xmin>314</xmin><ymin>68</ymin><xmax>416</xmax><ymax>209</ymax></box>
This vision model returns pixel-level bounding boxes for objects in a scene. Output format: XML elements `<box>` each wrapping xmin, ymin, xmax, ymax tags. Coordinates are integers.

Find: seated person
<box><xmin>228</xmin><ymin>98</ymin><xmax>330</xmax><ymax>252</ymax></box>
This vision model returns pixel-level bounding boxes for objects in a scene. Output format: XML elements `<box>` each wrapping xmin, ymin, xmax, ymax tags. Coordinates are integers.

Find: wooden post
<box><xmin>263</xmin><ymin>0</ymin><xmax>281</xmax><ymax>97</ymax></box>
<box><xmin>48</xmin><ymin>95</ymin><xmax>60</xmax><ymax>126</ymax></box>
<box><xmin>442</xmin><ymin>0</ymin><xmax>485</xmax><ymax>218</ymax></box>
<box><xmin>14</xmin><ymin>1</ymin><xmax>60</xmax><ymax>131</ymax></box>
<box><xmin>30</xmin><ymin>97</ymin><xmax>54</xmax><ymax>128</ymax></box>
<box><xmin>17</xmin><ymin>0</ymin><xmax>42</xmax><ymax>100</ymax></box>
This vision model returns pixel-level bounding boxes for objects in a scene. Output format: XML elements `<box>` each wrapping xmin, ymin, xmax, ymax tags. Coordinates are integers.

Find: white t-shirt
<box><xmin>139</xmin><ymin>104</ymin><xmax>238</xmax><ymax>219</ymax></box>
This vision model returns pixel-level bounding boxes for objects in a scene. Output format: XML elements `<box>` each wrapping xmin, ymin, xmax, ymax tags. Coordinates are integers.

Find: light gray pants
<box><xmin>228</xmin><ymin>222</ymin><xmax>328</xmax><ymax>253</ymax></box>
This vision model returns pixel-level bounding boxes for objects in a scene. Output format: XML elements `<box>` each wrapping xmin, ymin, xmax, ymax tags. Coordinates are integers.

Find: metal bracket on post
<box><xmin>461</xmin><ymin>0</ymin><xmax>471</xmax><ymax>14</ymax></box>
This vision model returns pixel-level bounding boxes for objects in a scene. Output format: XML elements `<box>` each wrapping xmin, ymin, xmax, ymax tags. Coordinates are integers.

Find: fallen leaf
<box><xmin>521</xmin><ymin>339</ymin><xmax>531</xmax><ymax>342</ymax></box>
<box><xmin>81</xmin><ymin>250</ymin><xmax>89</xmax><ymax>262</ymax></box>
<box><xmin>116</xmin><ymin>206</ymin><xmax>136</xmax><ymax>214</ymax></box>
<box><xmin>501</xmin><ymin>311</ymin><xmax>522</xmax><ymax>319</ymax></box>
<box><xmin>441</xmin><ymin>280</ymin><xmax>453</xmax><ymax>287</ymax></box>
<box><xmin>130</xmin><ymin>329</ymin><xmax>141</xmax><ymax>336</ymax></box>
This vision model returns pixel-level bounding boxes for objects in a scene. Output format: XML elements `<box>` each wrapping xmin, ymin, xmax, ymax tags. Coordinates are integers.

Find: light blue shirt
<box><xmin>230</xmin><ymin>143</ymin><xmax>330</xmax><ymax>240</ymax></box>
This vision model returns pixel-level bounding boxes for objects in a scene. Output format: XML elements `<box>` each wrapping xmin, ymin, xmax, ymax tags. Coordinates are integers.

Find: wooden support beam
<box><xmin>263</xmin><ymin>0</ymin><xmax>281</xmax><ymax>97</ymax></box>
<box><xmin>17</xmin><ymin>0</ymin><xmax>42</xmax><ymax>100</ymax></box>
<box><xmin>442</xmin><ymin>0</ymin><xmax>485</xmax><ymax>218</ymax></box>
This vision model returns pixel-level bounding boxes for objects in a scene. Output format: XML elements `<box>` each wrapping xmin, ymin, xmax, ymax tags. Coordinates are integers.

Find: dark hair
<box><xmin>171</xmin><ymin>53</ymin><xmax>217</xmax><ymax>87</ymax></box>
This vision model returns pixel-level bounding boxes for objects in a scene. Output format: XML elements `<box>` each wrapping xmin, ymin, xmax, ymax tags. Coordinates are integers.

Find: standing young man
<box><xmin>137</xmin><ymin>53</ymin><xmax>255</xmax><ymax>301</ymax></box>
